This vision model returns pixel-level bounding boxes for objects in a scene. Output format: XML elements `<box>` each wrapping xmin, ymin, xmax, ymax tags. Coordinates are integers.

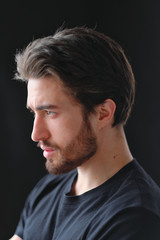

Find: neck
<box><xmin>71</xmin><ymin>125</ymin><xmax>132</xmax><ymax>196</ymax></box>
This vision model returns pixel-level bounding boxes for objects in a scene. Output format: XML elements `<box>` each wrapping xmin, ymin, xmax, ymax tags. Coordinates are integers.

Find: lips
<box><xmin>40</xmin><ymin>146</ymin><xmax>55</xmax><ymax>159</ymax></box>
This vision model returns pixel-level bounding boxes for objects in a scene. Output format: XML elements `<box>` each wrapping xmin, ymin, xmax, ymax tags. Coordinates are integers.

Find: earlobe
<box><xmin>98</xmin><ymin>99</ymin><xmax>116</xmax><ymax>128</ymax></box>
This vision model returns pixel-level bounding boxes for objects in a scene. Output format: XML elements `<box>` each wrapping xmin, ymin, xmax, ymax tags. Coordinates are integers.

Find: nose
<box><xmin>31</xmin><ymin>115</ymin><xmax>50</xmax><ymax>142</ymax></box>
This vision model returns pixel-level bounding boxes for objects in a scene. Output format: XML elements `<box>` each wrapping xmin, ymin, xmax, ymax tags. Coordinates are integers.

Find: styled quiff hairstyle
<box><xmin>15</xmin><ymin>26</ymin><xmax>135</xmax><ymax>126</ymax></box>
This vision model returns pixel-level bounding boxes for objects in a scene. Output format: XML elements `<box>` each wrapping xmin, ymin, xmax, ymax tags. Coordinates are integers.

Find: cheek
<box><xmin>48</xmin><ymin>116</ymin><xmax>83</xmax><ymax>144</ymax></box>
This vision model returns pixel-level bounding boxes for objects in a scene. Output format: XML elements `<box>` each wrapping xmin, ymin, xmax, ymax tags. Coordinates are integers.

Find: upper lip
<box><xmin>40</xmin><ymin>146</ymin><xmax>55</xmax><ymax>151</ymax></box>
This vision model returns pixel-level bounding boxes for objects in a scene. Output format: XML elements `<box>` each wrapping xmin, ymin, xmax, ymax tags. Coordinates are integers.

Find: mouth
<box><xmin>40</xmin><ymin>146</ymin><xmax>55</xmax><ymax>159</ymax></box>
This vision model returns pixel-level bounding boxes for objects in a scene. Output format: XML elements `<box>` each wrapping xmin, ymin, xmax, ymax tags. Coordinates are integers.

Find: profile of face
<box><xmin>27</xmin><ymin>75</ymin><xmax>98</xmax><ymax>175</ymax></box>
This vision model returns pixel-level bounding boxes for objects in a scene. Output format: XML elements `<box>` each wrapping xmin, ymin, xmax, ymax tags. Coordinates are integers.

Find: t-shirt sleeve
<box><xmin>14</xmin><ymin>174</ymin><xmax>50</xmax><ymax>238</ymax></box>
<box><xmin>98</xmin><ymin>207</ymin><xmax>160</xmax><ymax>240</ymax></box>
<box><xmin>14</xmin><ymin>197</ymin><xmax>30</xmax><ymax>239</ymax></box>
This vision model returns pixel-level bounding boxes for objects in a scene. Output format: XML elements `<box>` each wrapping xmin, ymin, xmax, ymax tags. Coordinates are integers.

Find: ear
<box><xmin>97</xmin><ymin>99</ymin><xmax>116</xmax><ymax>129</ymax></box>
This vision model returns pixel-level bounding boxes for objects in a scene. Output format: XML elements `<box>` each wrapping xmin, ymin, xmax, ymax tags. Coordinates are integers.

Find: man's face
<box><xmin>27</xmin><ymin>75</ymin><xmax>97</xmax><ymax>174</ymax></box>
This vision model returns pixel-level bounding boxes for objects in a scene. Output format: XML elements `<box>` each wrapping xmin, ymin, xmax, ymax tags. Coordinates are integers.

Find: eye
<box><xmin>46</xmin><ymin>110</ymin><xmax>55</xmax><ymax>117</ymax></box>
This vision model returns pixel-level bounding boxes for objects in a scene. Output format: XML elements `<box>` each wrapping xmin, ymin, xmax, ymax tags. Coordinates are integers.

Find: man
<box><xmin>10</xmin><ymin>27</ymin><xmax>160</xmax><ymax>240</ymax></box>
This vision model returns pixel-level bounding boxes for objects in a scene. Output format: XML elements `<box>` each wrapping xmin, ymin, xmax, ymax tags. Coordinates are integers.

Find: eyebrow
<box><xmin>27</xmin><ymin>104</ymin><xmax>59</xmax><ymax>112</ymax></box>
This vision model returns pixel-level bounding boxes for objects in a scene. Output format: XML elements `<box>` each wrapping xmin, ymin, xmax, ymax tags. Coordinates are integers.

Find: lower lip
<box><xmin>43</xmin><ymin>150</ymin><xmax>55</xmax><ymax>159</ymax></box>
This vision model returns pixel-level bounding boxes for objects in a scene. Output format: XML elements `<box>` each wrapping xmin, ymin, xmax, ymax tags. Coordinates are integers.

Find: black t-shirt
<box><xmin>15</xmin><ymin>159</ymin><xmax>160</xmax><ymax>239</ymax></box>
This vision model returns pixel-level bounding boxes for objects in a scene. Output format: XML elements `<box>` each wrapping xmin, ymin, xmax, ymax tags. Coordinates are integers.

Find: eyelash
<box><xmin>29</xmin><ymin>110</ymin><xmax>56</xmax><ymax>118</ymax></box>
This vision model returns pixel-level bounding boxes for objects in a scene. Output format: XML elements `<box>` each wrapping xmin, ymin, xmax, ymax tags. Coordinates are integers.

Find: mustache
<box><xmin>37</xmin><ymin>141</ymin><xmax>59</xmax><ymax>149</ymax></box>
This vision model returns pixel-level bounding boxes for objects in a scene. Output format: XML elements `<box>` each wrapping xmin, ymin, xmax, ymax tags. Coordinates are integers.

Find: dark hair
<box><xmin>15</xmin><ymin>26</ymin><xmax>135</xmax><ymax>126</ymax></box>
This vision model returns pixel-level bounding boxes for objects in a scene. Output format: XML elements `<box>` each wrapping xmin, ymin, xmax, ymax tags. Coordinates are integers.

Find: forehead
<box><xmin>27</xmin><ymin>75</ymin><xmax>78</xmax><ymax>109</ymax></box>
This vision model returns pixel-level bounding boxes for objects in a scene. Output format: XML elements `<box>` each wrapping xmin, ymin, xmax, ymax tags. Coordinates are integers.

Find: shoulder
<box><xmin>117</xmin><ymin>159</ymin><xmax>160</xmax><ymax>215</ymax></box>
<box><xmin>98</xmin><ymin>159</ymin><xmax>160</xmax><ymax>221</ymax></box>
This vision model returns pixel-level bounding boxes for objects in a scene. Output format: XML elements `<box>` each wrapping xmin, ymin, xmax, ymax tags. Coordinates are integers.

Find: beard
<box><xmin>39</xmin><ymin>114</ymin><xmax>98</xmax><ymax>175</ymax></box>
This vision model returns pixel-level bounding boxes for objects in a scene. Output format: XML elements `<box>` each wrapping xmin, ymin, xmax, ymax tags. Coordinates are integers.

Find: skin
<box><xmin>10</xmin><ymin>75</ymin><xmax>133</xmax><ymax>240</ymax></box>
<box><xmin>9</xmin><ymin>235</ymin><xmax>22</xmax><ymax>240</ymax></box>
<box><xmin>28</xmin><ymin>76</ymin><xmax>98</xmax><ymax>175</ymax></box>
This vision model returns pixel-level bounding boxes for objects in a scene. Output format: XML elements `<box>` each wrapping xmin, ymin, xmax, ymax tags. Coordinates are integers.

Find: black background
<box><xmin>1</xmin><ymin>0</ymin><xmax>160</xmax><ymax>239</ymax></box>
